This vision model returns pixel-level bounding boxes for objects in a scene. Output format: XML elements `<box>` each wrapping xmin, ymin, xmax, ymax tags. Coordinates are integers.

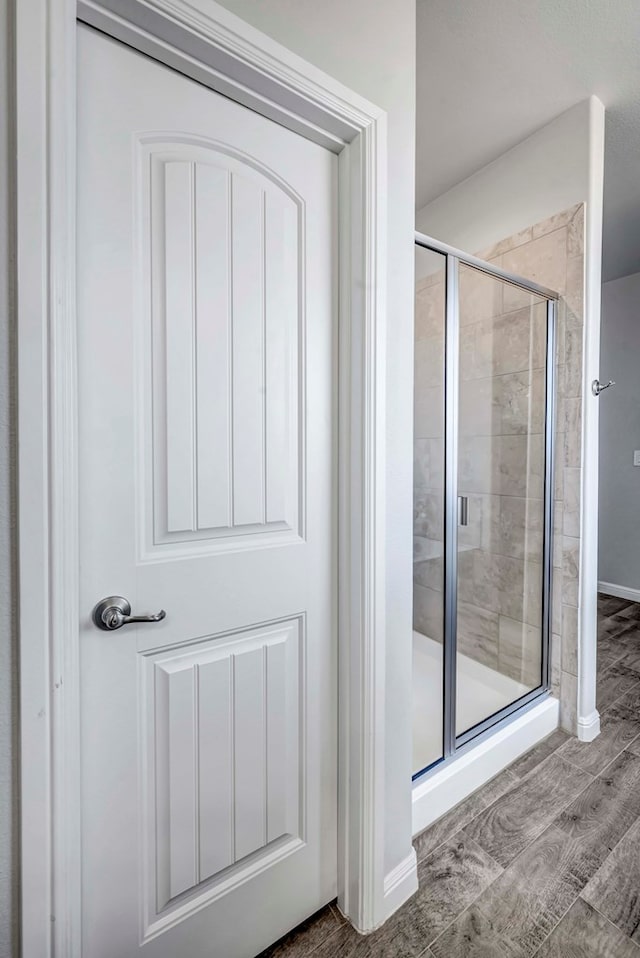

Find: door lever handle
<box><xmin>92</xmin><ymin>595</ymin><xmax>166</xmax><ymax>631</ymax></box>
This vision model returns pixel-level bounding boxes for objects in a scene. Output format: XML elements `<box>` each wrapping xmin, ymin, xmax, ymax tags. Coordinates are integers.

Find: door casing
<box><xmin>15</xmin><ymin>1</ymin><xmax>408</xmax><ymax>954</ymax></box>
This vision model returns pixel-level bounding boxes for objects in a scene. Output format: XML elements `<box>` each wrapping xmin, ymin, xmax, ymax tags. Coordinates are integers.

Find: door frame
<box><xmin>16</xmin><ymin>1</ymin><xmax>390</xmax><ymax>953</ymax></box>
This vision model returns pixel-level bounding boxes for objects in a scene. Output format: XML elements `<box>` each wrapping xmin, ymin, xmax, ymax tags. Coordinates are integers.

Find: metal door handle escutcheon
<box><xmin>92</xmin><ymin>595</ymin><xmax>166</xmax><ymax>631</ymax></box>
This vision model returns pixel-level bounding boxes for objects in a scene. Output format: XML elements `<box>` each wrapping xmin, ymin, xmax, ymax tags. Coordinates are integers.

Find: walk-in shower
<box><xmin>413</xmin><ymin>233</ymin><xmax>557</xmax><ymax>779</ymax></box>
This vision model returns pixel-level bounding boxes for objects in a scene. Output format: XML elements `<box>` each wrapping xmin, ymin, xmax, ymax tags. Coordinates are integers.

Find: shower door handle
<box><xmin>458</xmin><ymin>496</ymin><xmax>469</xmax><ymax>527</ymax></box>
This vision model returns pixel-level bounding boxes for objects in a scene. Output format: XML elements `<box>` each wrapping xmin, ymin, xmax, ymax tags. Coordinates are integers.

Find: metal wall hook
<box><xmin>592</xmin><ymin>379</ymin><xmax>615</xmax><ymax>397</ymax></box>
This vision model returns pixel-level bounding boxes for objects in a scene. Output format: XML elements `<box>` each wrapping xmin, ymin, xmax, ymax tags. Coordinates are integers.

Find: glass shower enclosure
<box><xmin>413</xmin><ymin>232</ymin><xmax>557</xmax><ymax>779</ymax></box>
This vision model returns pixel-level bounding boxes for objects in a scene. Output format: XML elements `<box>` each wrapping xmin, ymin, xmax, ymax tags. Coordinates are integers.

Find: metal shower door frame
<box><xmin>414</xmin><ymin>230</ymin><xmax>558</xmax><ymax>778</ymax></box>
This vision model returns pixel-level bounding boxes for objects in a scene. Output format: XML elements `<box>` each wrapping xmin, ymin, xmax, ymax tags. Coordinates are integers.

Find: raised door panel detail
<box><xmin>142</xmin><ymin>141</ymin><xmax>302</xmax><ymax>554</ymax></box>
<box><xmin>143</xmin><ymin>618</ymin><xmax>303</xmax><ymax>921</ymax></box>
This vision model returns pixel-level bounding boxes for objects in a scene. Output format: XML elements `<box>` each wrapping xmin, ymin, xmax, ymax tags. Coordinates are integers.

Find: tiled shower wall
<box><xmin>414</xmin><ymin>204</ymin><xmax>584</xmax><ymax>732</ymax></box>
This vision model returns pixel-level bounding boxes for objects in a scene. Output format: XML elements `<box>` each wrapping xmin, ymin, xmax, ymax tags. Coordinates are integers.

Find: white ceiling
<box><xmin>416</xmin><ymin>0</ymin><xmax>640</xmax><ymax>281</ymax></box>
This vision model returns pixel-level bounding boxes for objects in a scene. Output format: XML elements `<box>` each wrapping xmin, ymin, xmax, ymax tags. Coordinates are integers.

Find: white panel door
<box><xmin>77</xmin><ymin>24</ymin><xmax>337</xmax><ymax>958</ymax></box>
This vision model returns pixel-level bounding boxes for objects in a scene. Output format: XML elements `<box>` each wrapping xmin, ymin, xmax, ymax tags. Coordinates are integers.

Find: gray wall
<box><xmin>0</xmin><ymin>0</ymin><xmax>18</xmax><ymax>955</ymax></box>
<box><xmin>598</xmin><ymin>271</ymin><xmax>640</xmax><ymax>592</ymax></box>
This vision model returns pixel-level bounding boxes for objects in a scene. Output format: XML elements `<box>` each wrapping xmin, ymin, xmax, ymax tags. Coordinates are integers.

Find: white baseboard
<box><xmin>598</xmin><ymin>580</ymin><xmax>640</xmax><ymax>603</ymax></box>
<box><xmin>381</xmin><ymin>849</ymin><xmax>418</xmax><ymax>922</ymax></box>
<box><xmin>412</xmin><ymin>696</ymin><xmax>559</xmax><ymax>836</ymax></box>
<box><xmin>577</xmin><ymin>709</ymin><xmax>601</xmax><ymax>742</ymax></box>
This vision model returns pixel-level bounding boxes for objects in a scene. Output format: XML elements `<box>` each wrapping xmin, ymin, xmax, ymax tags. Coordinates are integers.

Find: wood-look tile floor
<box><xmin>258</xmin><ymin>594</ymin><xmax>640</xmax><ymax>958</ymax></box>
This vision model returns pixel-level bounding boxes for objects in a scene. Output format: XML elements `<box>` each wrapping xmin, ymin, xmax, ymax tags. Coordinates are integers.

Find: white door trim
<box><xmin>16</xmin><ymin>1</ymin><xmax>394</xmax><ymax>952</ymax></box>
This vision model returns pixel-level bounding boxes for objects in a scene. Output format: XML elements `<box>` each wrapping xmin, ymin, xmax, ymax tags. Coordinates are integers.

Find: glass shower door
<box><xmin>412</xmin><ymin>234</ymin><xmax>555</xmax><ymax>779</ymax></box>
<box><xmin>412</xmin><ymin>245</ymin><xmax>446</xmax><ymax>774</ymax></box>
<box><xmin>455</xmin><ymin>264</ymin><xmax>549</xmax><ymax>740</ymax></box>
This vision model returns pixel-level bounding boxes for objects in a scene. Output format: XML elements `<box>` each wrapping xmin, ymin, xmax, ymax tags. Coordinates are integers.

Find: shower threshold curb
<box><xmin>412</xmin><ymin>696</ymin><xmax>559</xmax><ymax>836</ymax></box>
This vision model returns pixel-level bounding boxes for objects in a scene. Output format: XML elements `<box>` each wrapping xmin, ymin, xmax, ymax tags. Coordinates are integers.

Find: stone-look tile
<box><xmin>559</xmin><ymin>669</ymin><xmax>578</xmax><ymax>732</ymax></box>
<box><xmin>490</xmin><ymin>496</ymin><xmax>543</xmax><ymax>564</ymax></box>
<box><xmin>552</xmin><ymin>510</ymin><xmax>563</xmax><ymax>569</ymax></box>
<box><xmin>459</xmin><ymin>309</ymin><xmax>535</xmax><ymax>383</ymax></box>
<box><xmin>564</xmin><ymin>325</ymin><xmax>583</xmax><ymax>399</ymax></box>
<box><xmin>491</xmin><ymin>435</ymin><xmax>544</xmax><ymax>499</ymax></box>
<box><xmin>561</xmin><ymin>604</ymin><xmax>578</xmax><ymax>676</ymax></box>
<box><xmin>534</xmin><ymin>897</ymin><xmax>639</xmax><ymax>958</ymax></box>
<box><xmin>567</xmin><ymin>203</ymin><xmax>585</xmax><ymax>258</ymax></box>
<box><xmin>460</xmin><ymin>550</ymin><xmax>524</xmax><ymax>614</ymax></box>
<box><xmin>413</xmin><ymin>552</ymin><xmax>443</xmax><ymax>594</ymax></box>
<box><xmin>582</xmin><ymin>815</ymin><xmax>640</xmax><ymax>942</ymax></box>
<box><xmin>596</xmin><ymin>661</ymin><xmax>640</xmax><ymax>714</ymax></box>
<box><xmin>458</xmin><ymin>377</ymin><xmax>493</xmax><ymax>437</ymax></box>
<box><xmin>474</xmin><ymin>825</ymin><xmax>583</xmax><ymax>957</ymax></box>
<box><xmin>565</xmin><ymin>255</ymin><xmax>584</xmax><ymax>323</ymax></box>
<box><xmin>562</xmin><ymin>537</ymin><xmax>580</xmax><ymax>608</ymax></box>
<box><xmin>480</xmin><ymin>226</ymin><xmax>534</xmax><ymax>261</ymax></box>
<box><xmin>498</xmin><ymin>616</ymin><xmax>542</xmax><ymax>687</ymax></box>
<box><xmin>257</xmin><ymin>903</ymin><xmax>344</xmax><ymax>957</ymax></box>
<box><xmin>416</xmin><ymin>261</ymin><xmax>444</xmax><ymax>289</ymax></box>
<box><xmin>533</xmin><ymin>204</ymin><xmax>581</xmax><ymax>239</ymax></box>
<box><xmin>458</xmin><ymin>552</ymin><xmax>543</xmax><ymax>631</ymax></box>
<box><xmin>562</xmin><ymin>467</ymin><xmax>580</xmax><ymax>538</ymax></box>
<box><xmin>553</xmin><ymin>412</ymin><xmax>564</xmax><ymax>494</ymax></box>
<box><xmin>522</xmin><ymin>560</ymin><xmax>544</xmax><ymax>629</ymax></box>
<box><xmin>457</xmin><ymin>601</ymin><xmax>499</xmax><ymax>670</ymax></box>
<box><xmin>489</xmin><ymin>370</ymin><xmax>545</xmax><ymax>437</ymax></box>
<box><xmin>557</xmin><ymin>700</ymin><xmax>640</xmax><ymax>775</ymax></box>
<box><xmin>430</xmin><ymin>905</ymin><xmax>525</xmax><ymax>958</ymax></box>
<box><xmin>458</xmin><ymin>436</ymin><xmax>543</xmax><ymax>499</ymax></box>
<box><xmin>509</xmin><ymin>729</ymin><xmax>570</xmax><ymax>779</ymax></box>
<box><xmin>413</xmin><ymin>490</ymin><xmax>444</xmax><ymax>541</ymax></box>
<box><xmin>415</xmin><ymin>336</ymin><xmax>444</xmax><ymax>388</ymax></box>
<box><xmin>555</xmin><ymin>306</ymin><xmax>566</xmax><ymax>367</ymax></box>
<box><xmin>502</xmin><ymin>229</ymin><xmax>568</xmax><ymax>308</ymax></box>
<box><xmin>415</xmin><ymin>279</ymin><xmax>444</xmax><ymax>341</ymax></box>
<box><xmin>463</xmin><ymin>754</ymin><xmax>591</xmax><ymax>867</ymax></box>
<box><xmin>552</xmin><ymin>574</ymin><xmax>562</xmax><ymax>635</ymax></box>
<box><xmin>413</xmin><ymin>769</ymin><xmax>518</xmax><ymax>863</ymax></box>
<box><xmin>414</xmin><ymin>437</ymin><xmax>444</xmax><ymax>491</ymax></box>
<box><xmin>531</xmin><ymin>302</ymin><xmax>548</xmax><ymax>369</ymax></box>
<box><xmin>414</xmin><ymin>386</ymin><xmax>443</xmax><ymax>441</ymax></box>
<box><xmin>413</xmin><ymin>583</ymin><xmax>444</xmax><ymax>643</ymax></box>
<box><xmin>459</xmin><ymin>262</ymin><xmax>504</xmax><ymax>325</ymax></box>
<box><xmin>551</xmin><ymin>632</ymin><xmax>562</xmax><ymax>696</ymax></box>
<box><xmin>563</xmin><ymin>397</ymin><xmax>582</xmax><ymax>468</ymax></box>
